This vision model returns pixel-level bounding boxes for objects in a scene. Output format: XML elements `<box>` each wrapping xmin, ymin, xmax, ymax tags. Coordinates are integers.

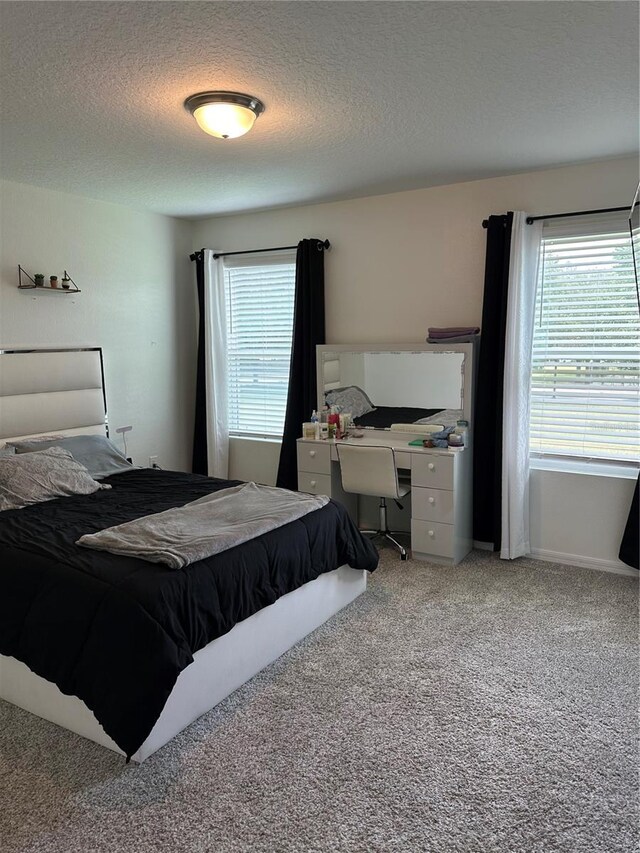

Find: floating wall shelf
<box><xmin>18</xmin><ymin>265</ymin><xmax>81</xmax><ymax>293</ymax></box>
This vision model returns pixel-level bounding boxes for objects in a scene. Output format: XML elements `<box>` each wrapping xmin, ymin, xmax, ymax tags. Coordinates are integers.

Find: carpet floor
<box><xmin>1</xmin><ymin>549</ymin><xmax>638</xmax><ymax>853</ymax></box>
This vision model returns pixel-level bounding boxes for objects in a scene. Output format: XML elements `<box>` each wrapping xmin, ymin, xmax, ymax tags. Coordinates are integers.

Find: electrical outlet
<box><xmin>149</xmin><ymin>455</ymin><xmax>158</xmax><ymax>468</ymax></box>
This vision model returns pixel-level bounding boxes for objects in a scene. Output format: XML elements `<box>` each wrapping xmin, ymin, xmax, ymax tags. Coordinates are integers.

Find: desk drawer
<box><xmin>297</xmin><ymin>442</ymin><xmax>331</xmax><ymax>474</ymax></box>
<box><xmin>412</xmin><ymin>486</ymin><xmax>454</xmax><ymax>524</ymax></box>
<box><xmin>412</xmin><ymin>454</ymin><xmax>454</xmax><ymax>490</ymax></box>
<box><xmin>298</xmin><ymin>472</ymin><xmax>332</xmax><ymax>497</ymax></box>
<box><xmin>411</xmin><ymin>520</ymin><xmax>454</xmax><ymax>558</ymax></box>
<box><xmin>394</xmin><ymin>451</ymin><xmax>412</xmax><ymax>471</ymax></box>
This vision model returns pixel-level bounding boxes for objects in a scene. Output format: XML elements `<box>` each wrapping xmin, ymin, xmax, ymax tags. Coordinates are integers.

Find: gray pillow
<box><xmin>325</xmin><ymin>386</ymin><xmax>376</xmax><ymax>420</ymax></box>
<box><xmin>10</xmin><ymin>434</ymin><xmax>133</xmax><ymax>479</ymax></box>
<box><xmin>0</xmin><ymin>447</ymin><xmax>109</xmax><ymax>512</ymax></box>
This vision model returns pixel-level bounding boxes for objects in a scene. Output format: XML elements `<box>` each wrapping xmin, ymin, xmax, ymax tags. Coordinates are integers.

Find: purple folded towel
<box><xmin>428</xmin><ymin>326</ymin><xmax>480</xmax><ymax>339</ymax></box>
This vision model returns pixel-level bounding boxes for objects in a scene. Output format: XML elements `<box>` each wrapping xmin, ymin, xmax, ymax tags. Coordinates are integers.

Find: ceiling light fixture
<box><xmin>184</xmin><ymin>91</ymin><xmax>265</xmax><ymax>140</ymax></box>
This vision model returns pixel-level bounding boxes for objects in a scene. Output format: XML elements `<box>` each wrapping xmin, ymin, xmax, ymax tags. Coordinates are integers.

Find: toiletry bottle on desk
<box><xmin>454</xmin><ymin>419</ymin><xmax>469</xmax><ymax>446</ymax></box>
<box><xmin>334</xmin><ymin>407</ymin><xmax>343</xmax><ymax>439</ymax></box>
<box><xmin>320</xmin><ymin>405</ymin><xmax>329</xmax><ymax>438</ymax></box>
<box><xmin>339</xmin><ymin>413</ymin><xmax>351</xmax><ymax>438</ymax></box>
<box><xmin>311</xmin><ymin>410</ymin><xmax>319</xmax><ymax>440</ymax></box>
<box><xmin>328</xmin><ymin>406</ymin><xmax>340</xmax><ymax>439</ymax></box>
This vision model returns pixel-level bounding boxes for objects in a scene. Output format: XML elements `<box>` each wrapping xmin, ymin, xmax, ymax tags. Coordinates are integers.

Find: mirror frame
<box><xmin>629</xmin><ymin>180</ymin><xmax>639</xmax><ymax>297</ymax></box>
<box><xmin>316</xmin><ymin>342</ymin><xmax>475</xmax><ymax>427</ymax></box>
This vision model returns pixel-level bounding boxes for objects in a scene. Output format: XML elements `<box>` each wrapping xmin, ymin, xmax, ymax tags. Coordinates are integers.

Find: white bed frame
<box><xmin>0</xmin><ymin>348</ymin><xmax>366</xmax><ymax>762</ymax></box>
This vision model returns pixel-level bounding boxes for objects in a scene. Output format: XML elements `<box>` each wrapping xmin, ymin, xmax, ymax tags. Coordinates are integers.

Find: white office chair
<box><xmin>336</xmin><ymin>444</ymin><xmax>410</xmax><ymax>561</ymax></box>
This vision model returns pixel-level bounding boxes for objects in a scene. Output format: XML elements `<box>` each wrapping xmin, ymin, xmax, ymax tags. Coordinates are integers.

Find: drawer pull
<box><xmin>428</xmin><ymin>496</ymin><xmax>435</xmax><ymax>504</ymax></box>
<box><xmin>310</xmin><ymin>480</ymin><xmax>317</xmax><ymax>487</ymax></box>
<box><xmin>428</xmin><ymin>530</ymin><xmax>435</xmax><ymax>537</ymax></box>
<box><xmin>428</xmin><ymin>462</ymin><xmax>435</xmax><ymax>471</ymax></box>
<box><xmin>309</xmin><ymin>450</ymin><xmax>316</xmax><ymax>458</ymax></box>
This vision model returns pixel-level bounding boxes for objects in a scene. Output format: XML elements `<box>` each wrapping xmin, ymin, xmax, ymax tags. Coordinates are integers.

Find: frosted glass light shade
<box><xmin>193</xmin><ymin>103</ymin><xmax>256</xmax><ymax>139</ymax></box>
<box><xmin>185</xmin><ymin>92</ymin><xmax>265</xmax><ymax>140</ymax></box>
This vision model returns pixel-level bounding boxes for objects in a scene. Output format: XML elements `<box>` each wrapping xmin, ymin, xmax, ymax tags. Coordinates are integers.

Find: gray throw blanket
<box><xmin>76</xmin><ymin>482</ymin><xmax>329</xmax><ymax>569</ymax></box>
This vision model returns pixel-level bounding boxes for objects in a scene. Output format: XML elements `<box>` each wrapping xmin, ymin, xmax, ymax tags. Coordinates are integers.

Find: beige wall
<box><xmin>0</xmin><ymin>179</ymin><xmax>196</xmax><ymax>472</ymax></box>
<box><xmin>192</xmin><ymin>157</ymin><xmax>636</xmax><ymax>342</ymax></box>
<box><xmin>193</xmin><ymin>156</ymin><xmax>639</xmax><ymax>573</ymax></box>
<box><xmin>529</xmin><ymin>470</ymin><xmax>637</xmax><ymax>575</ymax></box>
<box><xmin>1</xmin><ymin>160</ymin><xmax>636</xmax><ymax>572</ymax></box>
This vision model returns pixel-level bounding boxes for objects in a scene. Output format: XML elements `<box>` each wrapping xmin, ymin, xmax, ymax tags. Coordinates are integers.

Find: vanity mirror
<box><xmin>316</xmin><ymin>343</ymin><xmax>474</xmax><ymax>430</ymax></box>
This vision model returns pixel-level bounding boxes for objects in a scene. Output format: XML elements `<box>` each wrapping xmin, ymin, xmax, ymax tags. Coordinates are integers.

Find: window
<box><xmin>224</xmin><ymin>254</ymin><xmax>296</xmax><ymax>438</ymax></box>
<box><xmin>530</xmin><ymin>214</ymin><xmax>640</xmax><ymax>463</ymax></box>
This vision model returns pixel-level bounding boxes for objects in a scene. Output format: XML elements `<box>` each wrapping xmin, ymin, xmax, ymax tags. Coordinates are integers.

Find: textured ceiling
<box><xmin>0</xmin><ymin>1</ymin><xmax>638</xmax><ymax>218</ymax></box>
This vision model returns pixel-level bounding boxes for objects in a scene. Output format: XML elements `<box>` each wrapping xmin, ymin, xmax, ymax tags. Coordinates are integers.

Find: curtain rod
<box><xmin>525</xmin><ymin>205</ymin><xmax>629</xmax><ymax>225</ymax></box>
<box><xmin>189</xmin><ymin>239</ymin><xmax>330</xmax><ymax>262</ymax></box>
<box><xmin>481</xmin><ymin>206</ymin><xmax>629</xmax><ymax>229</ymax></box>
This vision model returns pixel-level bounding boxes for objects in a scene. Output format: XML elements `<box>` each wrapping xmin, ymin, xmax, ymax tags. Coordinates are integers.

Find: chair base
<box><xmin>360</xmin><ymin>529</ymin><xmax>409</xmax><ymax>561</ymax></box>
<box><xmin>359</xmin><ymin>496</ymin><xmax>410</xmax><ymax>561</ymax></box>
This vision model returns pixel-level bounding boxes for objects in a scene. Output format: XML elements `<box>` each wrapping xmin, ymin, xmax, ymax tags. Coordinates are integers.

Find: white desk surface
<box><xmin>298</xmin><ymin>432</ymin><xmax>467</xmax><ymax>457</ymax></box>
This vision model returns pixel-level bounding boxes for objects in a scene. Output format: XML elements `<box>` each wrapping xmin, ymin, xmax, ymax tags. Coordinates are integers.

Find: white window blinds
<box><xmin>530</xmin><ymin>214</ymin><xmax>640</xmax><ymax>463</ymax></box>
<box><xmin>224</xmin><ymin>253</ymin><xmax>296</xmax><ymax>438</ymax></box>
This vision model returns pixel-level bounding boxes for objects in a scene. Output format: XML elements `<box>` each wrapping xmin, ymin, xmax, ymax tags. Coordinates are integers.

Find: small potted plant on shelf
<box><xmin>49</xmin><ymin>275</ymin><xmax>58</xmax><ymax>289</ymax></box>
<box><xmin>34</xmin><ymin>273</ymin><xmax>45</xmax><ymax>287</ymax></box>
<box><xmin>61</xmin><ymin>272</ymin><xmax>71</xmax><ymax>290</ymax></box>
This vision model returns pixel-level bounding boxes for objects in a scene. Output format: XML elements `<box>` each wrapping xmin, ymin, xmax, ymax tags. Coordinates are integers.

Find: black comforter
<box><xmin>355</xmin><ymin>406</ymin><xmax>444</xmax><ymax>429</ymax></box>
<box><xmin>0</xmin><ymin>469</ymin><xmax>378</xmax><ymax>758</ymax></box>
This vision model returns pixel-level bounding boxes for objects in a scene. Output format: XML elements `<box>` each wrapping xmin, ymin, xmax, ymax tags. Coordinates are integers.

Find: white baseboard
<box><xmin>528</xmin><ymin>548</ymin><xmax>638</xmax><ymax>578</ymax></box>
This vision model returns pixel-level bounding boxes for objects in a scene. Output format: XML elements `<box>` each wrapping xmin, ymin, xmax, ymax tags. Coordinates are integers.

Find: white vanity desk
<box><xmin>298</xmin><ymin>341</ymin><xmax>475</xmax><ymax>565</ymax></box>
<box><xmin>296</xmin><ymin>432</ymin><xmax>472</xmax><ymax>565</ymax></box>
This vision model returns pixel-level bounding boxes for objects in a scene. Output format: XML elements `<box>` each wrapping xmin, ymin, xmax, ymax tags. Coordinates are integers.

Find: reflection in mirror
<box><xmin>317</xmin><ymin>346</ymin><xmax>470</xmax><ymax>430</ymax></box>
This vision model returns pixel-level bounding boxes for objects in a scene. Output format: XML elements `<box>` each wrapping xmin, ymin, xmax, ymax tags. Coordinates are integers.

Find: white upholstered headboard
<box><xmin>322</xmin><ymin>356</ymin><xmax>342</xmax><ymax>392</ymax></box>
<box><xmin>0</xmin><ymin>347</ymin><xmax>108</xmax><ymax>444</ymax></box>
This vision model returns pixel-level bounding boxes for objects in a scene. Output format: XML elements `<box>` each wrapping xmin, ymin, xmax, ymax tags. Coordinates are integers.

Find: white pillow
<box><xmin>325</xmin><ymin>386</ymin><xmax>376</xmax><ymax>419</ymax></box>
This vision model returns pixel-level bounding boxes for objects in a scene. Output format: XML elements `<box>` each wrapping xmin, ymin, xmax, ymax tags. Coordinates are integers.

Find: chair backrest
<box><xmin>336</xmin><ymin>444</ymin><xmax>401</xmax><ymax>499</ymax></box>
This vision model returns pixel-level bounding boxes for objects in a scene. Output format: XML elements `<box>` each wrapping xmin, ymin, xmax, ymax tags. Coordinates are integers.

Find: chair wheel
<box><xmin>400</xmin><ymin>551</ymin><xmax>408</xmax><ymax>561</ymax></box>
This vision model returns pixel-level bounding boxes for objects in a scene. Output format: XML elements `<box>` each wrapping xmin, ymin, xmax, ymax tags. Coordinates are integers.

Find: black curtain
<box><xmin>191</xmin><ymin>250</ymin><xmax>208</xmax><ymax>475</ymax></box>
<box><xmin>276</xmin><ymin>239</ymin><xmax>327</xmax><ymax>490</ymax></box>
<box><xmin>619</xmin><ymin>474</ymin><xmax>639</xmax><ymax>570</ymax></box>
<box><xmin>472</xmin><ymin>213</ymin><xmax>514</xmax><ymax>549</ymax></box>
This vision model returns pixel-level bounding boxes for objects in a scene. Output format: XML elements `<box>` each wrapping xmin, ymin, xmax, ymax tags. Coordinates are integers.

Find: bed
<box><xmin>0</xmin><ymin>348</ymin><xmax>377</xmax><ymax>762</ymax></box>
<box><xmin>322</xmin><ymin>382</ymin><xmax>446</xmax><ymax>430</ymax></box>
<box><xmin>353</xmin><ymin>406</ymin><xmax>444</xmax><ymax>429</ymax></box>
